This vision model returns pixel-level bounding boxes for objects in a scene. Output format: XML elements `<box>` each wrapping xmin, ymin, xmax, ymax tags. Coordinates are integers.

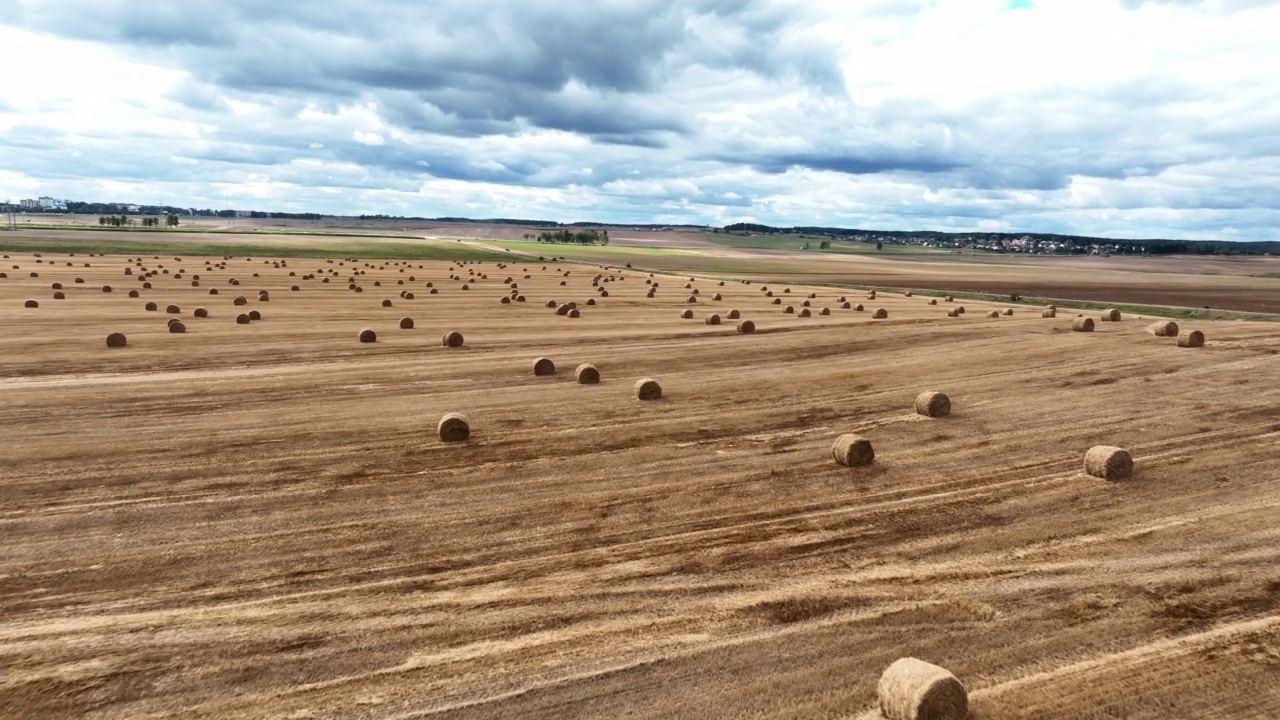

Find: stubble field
<box><xmin>2</xmin><ymin>237</ymin><xmax>1279</xmax><ymax>719</ymax></box>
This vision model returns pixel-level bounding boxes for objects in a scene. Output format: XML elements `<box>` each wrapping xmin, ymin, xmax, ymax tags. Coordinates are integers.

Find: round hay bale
<box><xmin>575</xmin><ymin>363</ymin><xmax>601</xmax><ymax>384</ymax></box>
<box><xmin>1147</xmin><ymin>320</ymin><xmax>1179</xmax><ymax>337</ymax></box>
<box><xmin>873</xmin><ymin>308</ymin><xmax>888</xmax><ymax>319</ymax></box>
<box><xmin>532</xmin><ymin>357</ymin><xmax>556</xmax><ymax>376</ymax></box>
<box><xmin>209</xmin><ymin>288</ymin><xmax>219</xmax><ymax>295</ymax></box>
<box><xmin>248</xmin><ymin>310</ymin><xmax>262</xmax><ymax>321</ymax></box>
<box><xmin>766</xmin><ymin>291</ymin><xmax>774</xmax><ymax>297</ymax></box>
<box><xmin>905</xmin><ymin>291</ymin><xmax>914</xmax><ymax>297</ymax></box>
<box><xmin>144</xmin><ymin>301</ymin><xmax>158</xmax><ymax>311</ymax></box>
<box><xmin>515</xmin><ymin>295</ymin><xmax>525</xmax><ymax>302</ymax></box>
<box><xmin>713</xmin><ymin>293</ymin><xmax>722</xmax><ymax>301</ymax></box>
<box><xmin>194</xmin><ymin>307</ymin><xmax>209</xmax><ymax>318</ymax></box>
<box><xmin>167</xmin><ymin>317</ymin><xmax>183</xmax><ymax>328</ymax></box>
<box><xmin>855</xmin><ymin>304</ymin><xmax>865</xmax><ymax>312</ymax></box>
<box><xmin>877</xmin><ymin>657</ymin><xmax>968</xmax><ymax>720</ymax></box>
<box><xmin>106</xmin><ymin>332</ymin><xmax>127</xmax><ymax>348</ymax></box>
<box><xmin>820</xmin><ymin>307</ymin><xmax>831</xmax><ymax>316</ymax></box>
<box><xmin>831</xmin><ymin>434</ymin><xmax>875</xmax><ymax>467</ymax></box>
<box><xmin>165</xmin><ymin>304</ymin><xmax>181</xmax><ymax>314</ymax></box>
<box><xmin>381</xmin><ymin>299</ymin><xmax>393</xmax><ymax>307</ymax></box>
<box><xmin>461</xmin><ymin>284</ymin><xmax>469</xmax><ymax>290</ymax></box>
<box><xmin>52</xmin><ymin>291</ymin><xmax>65</xmax><ymax>300</ymax></box>
<box><xmin>987</xmin><ymin>310</ymin><xmax>1000</xmax><ymax>318</ymax></box>
<box><xmin>784</xmin><ymin>305</ymin><xmax>795</xmax><ymax>314</ymax></box>
<box><xmin>1042</xmin><ymin>308</ymin><xmax>1056</xmax><ymax>318</ymax></box>
<box><xmin>915</xmin><ymin>391</ymin><xmax>951</xmax><ymax>418</ymax></box>
<box><xmin>357</xmin><ymin>328</ymin><xmax>377</xmax><ymax>342</ymax></box>
<box><xmin>257</xmin><ymin>291</ymin><xmax>269</xmax><ymax>301</ymax></box>
<box><xmin>841</xmin><ymin>302</ymin><xmax>852</xmax><ymax>310</ymax></box>
<box><xmin>867</xmin><ymin>291</ymin><xmax>877</xmax><ymax>300</ymax></box>
<box><xmin>705</xmin><ymin>313</ymin><xmax>721</xmax><ymax>325</ymax></box>
<box><xmin>437</xmin><ymin>413</ymin><xmax>470</xmax><ymax>442</ymax></box>
<box><xmin>1072</xmin><ymin>317</ymin><xmax>1095</xmax><ymax>332</ymax></box>
<box><xmin>802</xmin><ymin>300</ymin><xmax>811</xmax><ymax>307</ymax></box>
<box><xmin>399</xmin><ymin>317</ymin><xmax>414</xmax><ymax>329</ymax></box>
<box><xmin>429</xmin><ymin>288</ymin><xmax>439</xmax><ymax>295</ymax></box>
<box><xmin>556</xmin><ymin>304</ymin><xmax>571</xmax><ymax>316</ymax></box>
<box><xmin>102</xmin><ymin>285</ymin><xmax>112</xmax><ymax>293</ymax></box>
<box><xmin>567</xmin><ymin>308</ymin><xmax>580</xmax><ymax>318</ymax></box>
<box><xmin>51</xmin><ymin>282</ymin><xmax>62</xmax><ymax>290</ymax></box>
<box><xmin>929</xmin><ymin>299</ymin><xmax>938</xmax><ymax>305</ymax></box>
<box><xmin>500</xmin><ymin>296</ymin><xmax>511</xmax><ymax>304</ymax></box>
<box><xmin>1178</xmin><ymin>330</ymin><xmax>1205</xmax><ymax>348</ymax></box>
<box><xmin>586</xmin><ymin>298</ymin><xmax>596</xmax><ymax>305</ymax></box>
<box><xmin>127</xmin><ymin>289</ymin><xmax>140</xmax><ymax>298</ymax></box>
<box><xmin>442</xmin><ymin>331</ymin><xmax>464</xmax><ymax>347</ymax></box>
<box><xmin>799</xmin><ymin>308</ymin><xmax>811</xmax><ymax>317</ymax></box>
<box><xmin>1084</xmin><ymin>445</ymin><xmax>1134</xmax><ymax>481</ymax></box>
<box><xmin>142</xmin><ymin>282</ymin><xmax>152</xmax><ymax>289</ymax></box>
<box><xmin>291</xmin><ymin>285</ymin><xmax>300</xmax><ymax>291</ymax></box>
<box><xmin>168</xmin><ymin>321</ymin><xmax>187</xmax><ymax>334</ymax></box>
<box><xmin>956</xmin><ymin>306</ymin><xmax>966</xmax><ymax>315</ymax></box>
<box><xmin>646</xmin><ymin>291</ymin><xmax>656</xmax><ymax>298</ymax></box>
<box><xmin>236</xmin><ymin>313</ymin><xmax>251</xmax><ymax>325</ymax></box>
<box><xmin>233</xmin><ymin>296</ymin><xmax>247</xmax><ymax>306</ymax></box>
<box><xmin>403</xmin><ymin>292</ymin><xmax>414</xmax><ymax>300</ymax></box>
<box><xmin>1101</xmin><ymin>308</ymin><xmax>1121</xmax><ymax>322</ymax></box>
<box><xmin>688</xmin><ymin>296</ymin><xmax>698</xmax><ymax>303</ymax></box>
<box><xmin>634</xmin><ymin>377</ymin><xmax>663</xmax><ymax>401</ymax></box>
<box><xmin>945</xmin><ymin>296</ymin><xmax>954</xmax><ymax>302</ymax></box>
<box><xmin>737</xmin><ymin>319</ymin><xmax>756</xmax><ymax>334</ymax></box>
<box><xmin>727</xmin><ymin>309</ymin><xmax>741</xmax><ymax>319</ymax></box>
<box><xmin>947</xmin><ymin>309</ymin><xmax>960</xmax><ymax>317</ymax></box>
<box><xmin>1003</xmin><ymin>308</ymin><xmax>1014</xmax><ymax>316</ymax></box>
<box><xmin>547</xmin><ymin>300</ymin><xmax>558</xmax><ymax>308</ymax></box>
<box><xmin>772</xmin><ymin>298</ymin><xmax>783</xmax><ymax>305</ymax></box>
<box><xmin>680</xmin><ymin>309</ymin><xmax>694</xmax><ymax>319</ymax></box>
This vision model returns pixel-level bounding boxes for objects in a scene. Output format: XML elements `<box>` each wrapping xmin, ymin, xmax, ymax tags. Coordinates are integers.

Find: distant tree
<box><xmin>819</xmin><ymin>240</ymin><xmax>830</xmax><ymax>250</ymax></box>
<box><xmin>876</xmin><ymin>241</ymin><xmax>883</xmax><ymax>251</ymax></box>
<box><xmin>166</xmin><ymin>213</ymin><xmax>179</xmax><ymax>227</ymax></box>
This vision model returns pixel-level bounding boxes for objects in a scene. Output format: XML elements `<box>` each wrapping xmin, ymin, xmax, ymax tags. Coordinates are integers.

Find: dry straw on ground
<box><xmin>634</xmin><ymin>378</ymin><xmax>663</xmax><ymax>400</ymax></box>
<box><xmin>831</xmin><ymin>434</ymin><xmax>875</xmax><ymax>467</ymax></box>
<box><xmin>877</xmin><ymin>657</ymin><xmax>968</xmax><ymax>720</ymax></box>
<box><xmin>1085</xmin><ymin>445</ymin><xmax>1134</xmax><ymax>481</ymax></box>
<box><xmin>1179</xmin><ymin>330</ymin><xmax>1205</xmax><ymax>348</ymax></box>
<box><xmin>915</xmin><ymin>391</ymin><xmax>951</xmax><ymax>418</ymax></box>
<box><xmin>437</xmin><ymin>413</ymin><xmax>470</xmax><ymax>442</ymax></box>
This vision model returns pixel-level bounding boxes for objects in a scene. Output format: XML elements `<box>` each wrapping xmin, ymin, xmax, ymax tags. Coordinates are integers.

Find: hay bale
<box><xmin>773</xmin><ymin>298</ymin><xmax>783</xmax><ymax>305</ymax></box>
<box><xmin>1178</xmin><ymin>330</ymin><xmax>1205</xmax><ymax>348</ymax></box>
<box><xmin>831</xmin><ymin>434</ymin><xmax>875</xmax><ymax>467</ymax></box>
<box><xmin>248</xmin><ymin>310</ymin><xmax>262</xmax><ymax>321</ymax></box>
<box><xmin>547</xmin><ymin>300</ymin><xmax>558</xmax><ymax>308</ymax></box>
<box><xmin>915</xmin><ymin>391</ymin><xmax>951</xmax><ymax>418</ymax></box>
<box><xmin>877</xmin><ymin>658</ymin><xmax>968</xmax><ymax>720</ymax></box>
<box><xmin>145</xmin><ymin>301</ymin><xmax>158</xmax><ymax>311</ymax></box>
<box><xmin>929</xmin><ymin>299</ymin><xmax>938</xmax><ymax>305</ymax></box>
<box><xmin>1101</xmin><ymin>308</ymin><xmax>1121</xmax><ymax>322</ymax></box>
<box><xmin>947</xmin><ymin>309</ymin><xmax>960</xmax><ymax>317</ymax></box>
<box><xmin>680</xmin><ymin>309</ymin><xmax>694</xmax><ymax>319</ymax></box>
<box><xmin>799</xmin><ymin>308</ymin><xmax>811</xmax><ymax>317</ymax></box>
<box><xmin>688</xmin><ymin>296</ymin><xmax>698</xmax><ymax>303</ymax></box>
<box><xmin>194</xmin><ymin>307</ymin><xmax>209</xmax><ymax>318</ymax></box>
<box><xmin>556</xmin><ymin>304</ymin><xmax>571</xmax><ymax>316</ymax></box>
<box><xmin>713</xmin><ymin>293</ymin><xmax>722</xmax><ymax>301</ymax></box>
<box><xmin>1003</xmin><ymin>308</ymin><xmax>1014</xmax><ymax>316</ymax></box>
<box><xmin>382</xmin><ymin>299</ymin><xmax>393</xmax><ymax>307</ymax></box>
<box><xmin>820</xmin><ymin>307</ymin><xmax>831</xmax><ymax>316</ymax></box>
<box><xmin>236</xmin><ymin>313</ymin><xmax>251</xmax><ymax>325</ymax></box>
<box><xmin>102</xmin><ymin>285</ymin><xmax>112</xmax><ymax>293</ymax></box>
<box><xmin>165</xmin><ymin>304</ymin><xmax>181</xmax><ymax>314</ymax></box>
<box><xmin>567</xmin><ymin>308</ymin><xmax>581</xmax><ymax>318</ymax></box>
<box><xmin>106</xmin><ymin>332</ymin><xmax>127</xmax><ymax>348</ymax></box>
<box><xmin>1072</xmin><ymin>317</ymin><xmax>1095</xmax><ymax>332</ymax></box>
<box><xmin>233</xmin><ymin>296</ymin><xmax>247</xmax><ymax>306</ymax></box>
<box><xmin>987</xmin><ymin>310</ymin><xmax>1000</xmax><ymax>318</ymax></box>
<box><xmin>516</xmin><ymin>294</ymin><xmax>525</xmax><ymax>302</ymax></box>
<box><xmin>705</xmin><ymin>313</ymin><xmax>722</xmax><ymax>325</ymax></box>
<box><xmin>442</xmin><ymin>331</ymin><xmax>464</xmax><ymax>347</ymax></box>
<box><xmin>945</xmin><ymin>296</ymin><xmax>954</xmax><ymax>302</ymax></box>
<box><xmin>52</xmin><ymin>291</ymin><xmax>65</xmax><ymax>300</ymax></box>
<box><xmin>727</xmin><ymin>309</ymin><xmax>741</xmax><ymax>319</ymax></box>
<box><xmin>586</xmin><ymin>298</ymin><xmax>596</xmax><ymax>305</ymax></box>
<box><xmin>437</xmin><ymin>413</ymin><xmax>470</xmax><ymax>442</ymax></box>
<box><xmin>737</xmin><ymin>319</ymin><xmax>756</xmax><ymax>334</ymax></box>
<box><xmin>784</xmin><ymin>305</ymin><xmax>795</xmax><ymax>314</ymax></box>
<box><xmin>905</xmin><ymin>291</ymin><xmax>913</xmax><ymax>297</ymax></box>
<box><xmin>258</xmin><ymin>291</ymin><xmax>269</xmax><ymax>301</ymax></box>
<box><xmin>399</xmin><ymin>317</ymin><xmax>414</xmax><ymax>329</ymax></box>
<box><xmin>210</xmin><ymin>288</ymin><xmax>219</xmax><ymax>295</ymax></box>
<box><xmin>802</xmin><ymin>300</ymin><xmax>811</xmax><ymax>307</ymax></box>
<box><xmin>501</xmin><ymin>296</ymin><xmax>511</xmax><ymax>304</ymax></box>
<box><xmin>532</xmin><ymin>357</ymin><xmax>556</xmax><ymax>376</ymax></box>
<box><xmin>873</xmin><ymin>308</ymin><xmax>888</xmax><ymax>319</ymax></box>
<box><xmin>168</xmin><ymin>321</ymin><xmax>186</xmax><ymax>334</ymax></box>
<box><xmin>634</xmin><ymin>377</ymin><xmax>663</xmax><ymax>400</ymax></box>
<box><xmin>1042</xmin><ymin>308</ymin><xmax>1056</xmax><ymax>318</ymax></box>
<box><xmin>1084</xmin><ymin>445</ymin><xmax>1134</xmax><ymax>481</ymax></box>
<box><xmin>867</xmin><ymin>291</ymin><xmax>877</xmax><ymax>300</ymax></box>
<box><xmin>841</xmin><ymin>302</ymin><xmax>852</xmax><ymax>310</ymax></box>
<box><xmin>956</xmin><ymin>306</ymin><xmax>966</xmax><ymax>315</ymax></box>
<box><xmin>167</xmin><ymin>318</ymin><xmax>183</xmax><ymax>328</ymax></box>
<box><xmin>855</xmin><ymin>304</ymin><xmax>865</xmax><ymax>312</ymax></box>
<box><xmin>1147</xmin><ymin>320</ymin><xmax>1179</xmax><ymax>337</ymax></box>
<box><xmin>575</xmin><ymin>363</ymin><xmax>600</xmax><ymax>384</ymax></box>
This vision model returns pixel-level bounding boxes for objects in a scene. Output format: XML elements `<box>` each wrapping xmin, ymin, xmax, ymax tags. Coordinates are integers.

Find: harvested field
<box><xmin>2</xmin><ymin>242</ymin><xmax>1280</xmax><ymax>720</ymax></box>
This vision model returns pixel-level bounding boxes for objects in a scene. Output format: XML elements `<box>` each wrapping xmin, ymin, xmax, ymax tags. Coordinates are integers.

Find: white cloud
<box><xmin>352</xmin><ymin>130</ymin><xmax>385</xmax><ymax>146</ymax></box>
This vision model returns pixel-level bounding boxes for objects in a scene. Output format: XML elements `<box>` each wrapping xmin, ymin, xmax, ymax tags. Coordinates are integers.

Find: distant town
<box><xmin>4</xmin><ymin>198</ymin><xmax>1276</xmax><ymax>256</ymax></box>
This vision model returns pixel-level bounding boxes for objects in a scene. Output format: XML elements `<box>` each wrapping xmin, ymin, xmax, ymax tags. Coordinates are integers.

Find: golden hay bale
<box><xmin>799</xmin><ymin>308</ymin><xmax>811</xmax><ymax>317</ymax></box>
<box><xmin>841</xmin><ymin>301</ymin><xmax>852</xmax><ymax>309</ymax></box>
<box><xmin>442</xmin><ymin>331</ymin><xmax>464</xmax><ymax>347</ymax></box>
<box><xmin>945</xmin><ymin>296</ymin><xmax>954</xmax><ymax>302</ymax></box>
<box><xmin>382</xmin><ymin>299</ymin><xmax>393</xmax><ymax>307</ymax></box>
<box><xmin>784</xmin><ymin>305</ymin><xmax>795</xmax><ymax>314</ymax></box>
<box><xmin>165</xmin><ymin>304</ymin><xmax>181</xmax><ymax>314</ymax></box>
<box><xmin>399</xmin><ymin>317</ymin><xmax>414</xmax><ymax>329</ymax></box>
<box><xmin>680</xmin><ymin>309</ymin><xmax>694</xmax><ymax>319</ymax></box>
<box><xmin>209</xmin><ymin>288</ymin><xmax>219</xmax><ymax>294</ymax></box>
<box><xmin>547</xmin><ymin>300</ymin><xmax>558</xmax><ymax>308</ymax></box>
<box><xmin>51</xmin><ymin>282</ymin><xmax>62</xmax><ymax>290</ymax></box>
<box><xmin>357</xmin><ymin>328</ymin><xmax>377</xmax><ymax>342</ymax></box>
<box><xmin>1085</xmin><ymin>445</ymin><xmax>1134</xmax><ymax>481</ymax></box>
<box><xmin>1178</xmin><ymin>330</ymin><xmax>1205</xmax><ymax>348</ymax></box>
<box><xmin>236</xmin><ymin>313</ymin><xmax>251</xmax><ymax>325</ymax></box>
<box><xmin>102</xmin><ymin>285</ymin><xmax>113</xmax><ymax>293</ymax></box>
<box><xmin>727</xmin><ymin>309</ymin><xmax>741</xmax><ymax>319</ymax></box>
<box><xmin>1003</xmin><ymin>308</ymin><xmax>1014</xmax><ymax>316</ymax></box>
<box><xmin>634</xmin><ymin>377</ymin><xmax>663</xmax><ymax>400</ymax></box>
<box><xmin>556</xmin><ymin>304</ymin><xmax>571</xmax><ymax>316</ymax></box>
<box><xmin>233</xmin><ymin>296</ymin><xmax>247</xmax><ymax>306</ymax></box>
<box><xmin>831</xmin><ymin>434</ymin><xmax>874</xmax><ymax>467</ymax></box>
<box><xmin>1042</xmin><ymin>308</ymin><xmax>1056</xmax><ymax>318</ymax></box>
<box><xmin>773</xmin><ymin>298</ymin><xmax>783</xmax><ymax>305</ymax></box>
<box><xmin>877</xmin><ymin>657</ymin><xmax>968</xmax><ymax>720</ymax></box>
<box><xmin>820</xmin><ymin>307</ymin><xmax>831</xmax><ymax>316</ymax></box>
<box><xmin>802</xmin><ymin>300</ymin><xmax>811</xmax><ymax>307</ymax></box>
<box><xmin>929</xmin><ymin>299</ymin><xmax>938</xmax><ymax>305</ymax></box>
<box><xmin>144</xmin><ymin>301</ymin><xmax>158</xmax><ymax>311</ymax></box>
<box><xmin>167</xmin><ymin>317</ymin><xmax>183</xmax><ymax>328</ymax></box>
<box><xmin>600</xmin><ymin>290</ymin><xmax>609</xmax><ymax>297</ymax></box>
<box><xmin>766</xmin><ymin>291</ymin><xmax>774</xmax><ymax>297</ymax></box>
<box><xmin>586</xmin><ymin>298</ymin><xmax>597</xmax><ymax>305</ymax></box>
<box><xmin>646</xmin><ymin>291</ymin><xmax>656</xmax><ymax>298</ymax></box>
<box><xmin>438</xmin><ymin>413</ymin><xmax>470</xmax><ymax>442</ymax></box>
<box><xmin>956</xmin><ymin>306</ymin><xmax>966</xmax><ymax>314</ymax></box>
<box><xmin>430</xmin><ymin>288</ymin><xmax>439</xmax><ymax>294</ymax></box>
<box><xmin>1101</xmin><ymin>308</ymin><xmax>1121</xmax><ymax>322</ymax></box>
<box><xmin>705</xmin><ymin>313</ymin><xmax>722</xmax><ymax>325</ymax></box>
<box><xmin>500</xmin><ymin>296</ymin><xmax>511</xmax><ymax>304</ymax></box>
<box><xmin>248</xmin><ymin>310</ymin><xmax>262</xmax><ymax>321</ymax></box>
<box><xmin>855</xmin><ymin>304</ymin><xmax>865</xmax><ymax>311</ymax></box>
<box><xmin>691</xmin><ymin>288</ymin><xmax>700</xmax><ymax>295</ymax></box>
<box><xmin>106</xmin><ymin>332</ymin><xmax>127</xmax><ymax>348</ymax></box>
<box><xmin>713</xmin><ymin>293</ymin><xmax>722</xmax><ymax>301</ymax></box>
<box><xmin>567</xmin><ymin>308</ymin><xmax>581</xmax><ymax>318</ymax></box>
<box><xmin>258</xmin><ymin>291</ymin><xmax>269</xmax><ymax>301</ymax></box>
<box><xmin>575</xmin><ymin>363</ymin><xmax>601</xmax><ymax>384</ymax></box>
<box><xmin>1072</xmin><ymin>317</ymin><xmax>1095</xmax><ymax>332</ymax></box>
<box><xmin>515</xmin><ymin>294</ymin><xmax>525</xmax><ymax>302</ymax></box>
<box><xmin>873</xmin><ymin>308</ymin><xmax>888</xmax><ymax>319</ymax></box>
<box><xmin>291</xmin><ymin>285</ymin><xmax>300</xmax><ymax>291</ymax></box>
<box><xmin>737</xmin><ymin>319</ymin><xmax>757</xmax><ymax>334</ymax></box>
<box><xmin>52</xmin><ymin>291</ymin><xmax>65</xmax><ymax>300</ymax></box>
<box><xmin>915</xmin><ymin>391</ymin><xmax>951</xmax><ymax>418</ymax></box>
<box><xmin>168</xmin><ymin>321</ymin><xmax>187</xmax><ymax>334</ymax></box>
<box><xmin>532</xmin><ymin>357</ymin><xmax>556</xmax><ymax>376</ymax></box>
<box><xmin>560</xmin><ymin>280</ymin><xmax>568</xmax><ymax>286</ymax></box>
<box><xmin>194</xmin><ymin>307</ymin><xmax>209</xmax><ymax>318</ymax></box>
<box><xmin>905</xmin><ymin>291</ymin><xmax>914</xmax><ymax>297</ymax></box>
<box><xmin>987</xmin><ymin>310</ymin><xmax>1000</xmax><ymax>318</ymax></box>
<box><xmin>688</xmin><ymin>296</ymin><xmax>698</xmax><ymax>303</ymax></box>
<box><xmin>461</xmin><ymin>284</ymin><xmax>470</xmax><ymax>290</ymax></box>
<box><xmin>947</xmin><ymin>309</ymin><xmax>960</xmax><ymax>317</ymax></box>
<box><xmin>867</xmin><ymin>291</ymin><xmax>877</xmax><ymax>300</ymax></box>
<box><xmin>404</xmin><ymin>292</ymin><xmax>414</xmax><ymax>300</ymax></box>
<box><xmin>1148</xmin><ymin>320</ymin><xmax>1179</xmax><ymax>337</ymax></box>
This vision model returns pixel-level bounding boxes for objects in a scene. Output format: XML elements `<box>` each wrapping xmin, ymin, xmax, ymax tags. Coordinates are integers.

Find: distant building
<box><xmin>38</xmin><ymin>196</ymin><xmax>67</xmax><ymax>211</ymax></box>
<box><xmin>20</xmin><ymin>199</ymin><xmax>40</xmax><ymax>210</ymax></box>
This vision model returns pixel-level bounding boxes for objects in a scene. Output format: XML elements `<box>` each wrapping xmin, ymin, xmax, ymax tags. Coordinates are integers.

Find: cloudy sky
<box><xmin>1</xmin><ymin>0</ymin><xmax>1278</xmax><ymax>239</ymax></box>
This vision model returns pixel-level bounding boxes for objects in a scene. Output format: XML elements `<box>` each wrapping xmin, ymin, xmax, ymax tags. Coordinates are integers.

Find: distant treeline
<box><xmin>534</xmin><ymin>229</ymin><xmax>609</xmax><ymax>245</ymax></box>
